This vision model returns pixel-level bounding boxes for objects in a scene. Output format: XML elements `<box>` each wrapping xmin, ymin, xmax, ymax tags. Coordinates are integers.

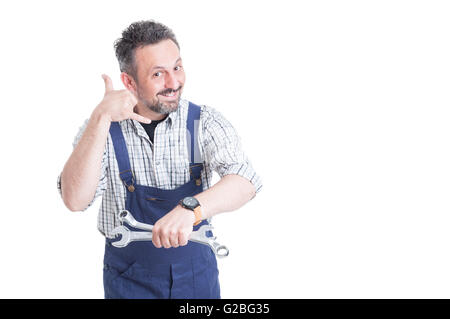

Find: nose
<box><xmin>165</xmin><ymin>71</ymin><xmax>179</xmax><ymax>90</ymax></box>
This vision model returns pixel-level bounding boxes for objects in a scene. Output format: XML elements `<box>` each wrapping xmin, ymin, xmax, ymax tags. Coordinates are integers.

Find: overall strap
<box><xmin>187</xmin><ymin>102</ymin><xmax>203</xmax><ymax>185</ymax></box>
<box><xmin>109</xmin><ymin>122</ymin><xmax>135</xmax><ymax>192</ymax></box>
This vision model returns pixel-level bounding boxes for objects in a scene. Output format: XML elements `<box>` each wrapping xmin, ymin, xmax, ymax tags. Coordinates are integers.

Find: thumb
<box><xmin>101</xmin><ymin>74</ymin><xmax>114</xmax><ymax>93</ymax></box>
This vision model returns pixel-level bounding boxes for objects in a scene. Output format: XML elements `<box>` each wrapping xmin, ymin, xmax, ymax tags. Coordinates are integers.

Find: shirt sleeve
<box><xmin>200</xmin><ymin>105</ymin><xmax>263</xmax><ymax>194</ymax></box>
<box><xmin>57</xmin><ymin>118</ymin><xmax>109</xmax><ymax>211</ymax></box>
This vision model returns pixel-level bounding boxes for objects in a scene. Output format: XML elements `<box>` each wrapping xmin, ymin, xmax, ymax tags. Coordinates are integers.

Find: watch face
<box><xmin>183</xmin><ymin>197</ymin><xmax>198</xmax><ymax>208</ymax></box>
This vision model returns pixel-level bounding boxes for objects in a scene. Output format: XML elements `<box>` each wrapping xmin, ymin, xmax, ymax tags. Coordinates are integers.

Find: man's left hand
<box><xmin>151</xmin><ymin>205</ymin><xmax>195</xmax><ymax>248</ymax></box>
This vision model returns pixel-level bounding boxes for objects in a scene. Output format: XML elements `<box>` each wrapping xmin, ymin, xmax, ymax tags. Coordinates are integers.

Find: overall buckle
<box><xmin>189</xmin><ymin>163</ymin><xmax>203</xmax><ymax>186</ymax></box>
<box><xmin>119</xmin><ymin>169</ymin><xmax>135</xmax><ymax>192</ymax></box>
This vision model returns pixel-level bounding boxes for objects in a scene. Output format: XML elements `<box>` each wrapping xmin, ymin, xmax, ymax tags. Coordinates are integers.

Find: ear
<box><xmin>120</xmin><ymin>72</ymin><xmax>137</xmax><ymax>94</ymax></box>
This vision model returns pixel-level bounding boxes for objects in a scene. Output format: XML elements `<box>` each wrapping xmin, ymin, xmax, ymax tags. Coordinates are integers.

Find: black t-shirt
<box><xmin>140</xmin><ymin>116</ymin><xmax>167</xmax><ymax>143</ymax></box>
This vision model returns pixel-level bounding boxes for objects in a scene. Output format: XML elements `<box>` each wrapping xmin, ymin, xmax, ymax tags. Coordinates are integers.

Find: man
<box><xmin>57</xmin><ymin>20</ymin><xmax>262</xmax><ymax>299</ymax></box>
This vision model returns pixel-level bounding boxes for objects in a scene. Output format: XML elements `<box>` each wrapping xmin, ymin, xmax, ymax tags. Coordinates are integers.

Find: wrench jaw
<box><xmin>190</xmin><ymin>224</ymin><xmax>229</xmax><ymax>258</ymax></box>
<box><xmin>118</xmin><ymin>210</ymin><xmax>153</xmax><ymax>231</ymax></box>
<box><xmin>118</xmin><ymin>210</ymin><xmax>133</xmax><ymax>226</ymax></box>
<box><xmin>210</xmin><ymin>241</ymin><xmax>230</xmax><ymax>258</ymax></box>
<box><xmin>110</xmin><ymin>225</ymin><xmax>153</xmax><ymax>248</ymax></box>
<box><xmin>110</xmin><ymin>225</ymin><xmax>131</xmax><ymax>248</ymax></box>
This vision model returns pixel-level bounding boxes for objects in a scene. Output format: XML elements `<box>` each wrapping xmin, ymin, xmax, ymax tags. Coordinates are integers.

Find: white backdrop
<box><xmin>0</xmin><ymin>0</ymin><xmax>449</xmax><ymax>298</ymax></box>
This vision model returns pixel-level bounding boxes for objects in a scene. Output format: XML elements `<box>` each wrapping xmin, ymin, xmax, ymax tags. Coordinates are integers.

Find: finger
<box><xmin>153</xmin><ymin>236</ymin><xmax>162</xmax><ymax>248</ymax></box>
<box><xmin>169</xmin><ymin>230</ymin><xmax>179</xmax><ymax>248</ymax></box>
<box><xmin>160</xmin><ymin>230</ymin><xmax>172</xmax><ymax>249</ymax></box>
<box><xmin>152</xmin><ymin>226</ymin><xmax>162</xmax><ymax>248</ymax></box>
<box><xmin>179</xmin><ymin>232</ymin><xmax>188</xmax><ymax>246</ymax></box>
<box><xmin>102</xmin><ymin>74</ymin><xmax>114</xmax><ymax>94</ymax></box>
<box><xmin>130</xmin><ymin>112</ymin><xmax>152</xmax><ymax>124</ymax></box>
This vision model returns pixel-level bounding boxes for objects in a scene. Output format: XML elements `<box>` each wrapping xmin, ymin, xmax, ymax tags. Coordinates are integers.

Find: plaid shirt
<box><xmin>57</xmin><ymin>98</ymin><xmax>262</xmax><ymax>238</ymax></box>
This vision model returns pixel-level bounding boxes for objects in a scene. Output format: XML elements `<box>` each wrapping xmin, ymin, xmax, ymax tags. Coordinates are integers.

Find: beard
<box><xmin>137</xmin><ymin>86</ymin><xmax>183</xmax><ymax>115</ymax></box>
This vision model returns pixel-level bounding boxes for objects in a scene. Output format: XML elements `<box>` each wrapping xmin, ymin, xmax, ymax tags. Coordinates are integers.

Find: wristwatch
<box><xmin>179</xmin><ymin>196</ymin><xmax>202</xmax><ymax>226</ymax></box>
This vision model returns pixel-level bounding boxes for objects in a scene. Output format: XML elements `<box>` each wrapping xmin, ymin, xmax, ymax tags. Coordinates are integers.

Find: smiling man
<box><xmin>57</xmin><ymin>20</ymin><xmax>262</xmax><ymax>299</ymax></box>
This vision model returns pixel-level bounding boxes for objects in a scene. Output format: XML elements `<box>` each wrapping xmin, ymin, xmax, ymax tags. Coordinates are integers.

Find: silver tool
<box><xmin>188</xmin><ymin>224</ymin><xmax>229</xmax><ymax>258</ymax></box>
<box><xmin>119</xmin><ymin>210</ymin><xmax>153</xmax><ymax>231</ymax></box>
<box><xmin>111</xmin><ymin>210</ymin><xmax>229</xmax><ymax>258</ymax></box>
<box><xmin>110</xmin><ymin>225</ymin><xmax>153</xmax><ymax>248</ymax></box>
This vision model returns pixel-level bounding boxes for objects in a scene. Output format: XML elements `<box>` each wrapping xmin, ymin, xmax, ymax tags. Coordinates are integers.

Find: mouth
<box><xmin>159</xmin><ymin>89</ymin><xmax>179</xmax><ymax>100</ymax></box>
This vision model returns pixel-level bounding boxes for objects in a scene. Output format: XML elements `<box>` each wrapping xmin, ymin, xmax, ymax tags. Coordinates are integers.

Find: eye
<box><xmin>174</xmin><ymin>65</ymin><xmax>183</xmax><ymax>71</ymax></box>
<box><xmin>153</xmin><ymin>71</ymin><xmax>162</xmax><ymax>77</ymax></box>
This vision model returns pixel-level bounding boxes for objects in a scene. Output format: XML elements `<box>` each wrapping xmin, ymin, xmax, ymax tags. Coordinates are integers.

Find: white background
<box><xmin>0</xmin><ymin>0</ymin><xmax>449</xmax><ymax>298</ymax></box>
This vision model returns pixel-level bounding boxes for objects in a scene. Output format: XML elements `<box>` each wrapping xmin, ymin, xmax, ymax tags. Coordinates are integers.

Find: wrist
<box><xmin>182</xmin><ymin>206</ymin><xmax>196</xmax><ymax>224</ymax></box>
<box><xmin>179</xmin><ymin>196</ymin><xmax>203</xmax><ymax>226</ymax></box>
<box><xmin>91</xmin><ymin>108</ymin><xmax>112</xmax><ymax>126</ymax></box>
<box><xmin>193</xmin><ymin>205</ymin><xmax>203</xmax><ymax>225</ymax></box>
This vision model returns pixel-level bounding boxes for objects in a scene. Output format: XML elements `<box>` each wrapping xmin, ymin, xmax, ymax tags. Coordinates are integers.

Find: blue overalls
<box><xmin>103</xmin><ymin>102</ymin><xmax>221</xmax><ymax>299</ymax></box>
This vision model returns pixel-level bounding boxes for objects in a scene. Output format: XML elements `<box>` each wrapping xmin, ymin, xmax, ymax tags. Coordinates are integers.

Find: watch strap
<box><xmin>193</xmin><ymin>206</ymin><xmax>202</xmax><ymax>226</ymax></box>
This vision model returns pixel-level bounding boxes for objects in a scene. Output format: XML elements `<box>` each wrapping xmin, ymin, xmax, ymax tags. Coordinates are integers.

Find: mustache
<box><xmin>158</xmin><ymin>86</ymin><xmax>182</xmax><ymax>96</ymax></box>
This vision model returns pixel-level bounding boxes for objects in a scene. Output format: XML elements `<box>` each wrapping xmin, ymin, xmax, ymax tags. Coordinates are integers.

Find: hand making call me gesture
<box><xmin>97</xmin><ymin>74</ymin><xmax>152</xmax><ymax>124</ymax></box>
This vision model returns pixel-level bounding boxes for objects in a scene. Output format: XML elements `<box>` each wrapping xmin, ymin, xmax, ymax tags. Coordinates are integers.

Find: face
<box><xmin>131</xmin><ymin>39</ymin><xmax>185</xmax><ymax>115</ymax></box>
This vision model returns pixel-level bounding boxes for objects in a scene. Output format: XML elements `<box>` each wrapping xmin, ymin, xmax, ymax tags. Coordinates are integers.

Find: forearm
<box><xmin>195</xmin><ymin>174</ymin><xmax>256</xmax><ymax>220</ymax></box>
<box><xmin>61</xmin><ymin>111</ymin><xmax>110</xmax><ymax>211</ymax></box>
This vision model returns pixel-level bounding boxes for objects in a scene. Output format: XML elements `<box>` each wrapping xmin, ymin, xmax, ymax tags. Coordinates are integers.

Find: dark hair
<box><xmin>114</xmin><ymin>20</ymin><xmax>179</xmax><ymax>79</ymax></box>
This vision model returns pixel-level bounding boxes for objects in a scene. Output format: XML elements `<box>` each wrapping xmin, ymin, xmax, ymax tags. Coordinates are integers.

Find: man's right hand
<box><xmin>94</xmin><ymin>74</ymin><xmax>151</xmax><ymax>124</ymax></box>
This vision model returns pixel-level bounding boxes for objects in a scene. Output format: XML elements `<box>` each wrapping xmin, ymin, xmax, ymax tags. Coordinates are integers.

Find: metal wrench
<box><xmin>189</xmin><ymin>224</ymin><xmax>229</xmax><ymax>258</ymax></box>
<box><xmin>111</xmin><ymin>210</ymin><xmax>229</xmax><ymax>258</ymax></box>
<box><xmin>118</xmin><ymin>210</ymin><xmax>153</xmax><ymax>231</ymax></box>
<box><xmin>110</xmin><ymin>225</ymin><xmax>153</xmax><ymax>248</ymax></box>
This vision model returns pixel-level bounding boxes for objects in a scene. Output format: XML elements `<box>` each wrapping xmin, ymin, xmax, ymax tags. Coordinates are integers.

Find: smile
<box><xmin>159</xmin><ymin>90</ymin><xmax>180</xmax><ymax>100</ymax></box>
